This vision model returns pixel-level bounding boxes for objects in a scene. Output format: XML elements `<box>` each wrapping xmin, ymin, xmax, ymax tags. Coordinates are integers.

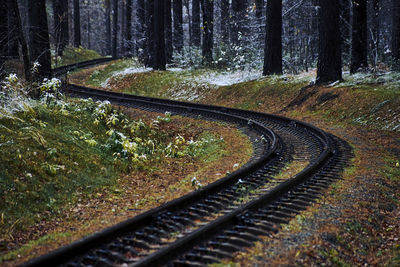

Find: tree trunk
<box><xmin>263</xmin><ymin>0</ymin><xmax>282</xmax><ymax>75</ymax></box>
<box><xmin>0</xmin><ymin>1</ymin><xmax>8</xmax><ymax>77</ymax></box>
<box><xmin>145</xmin><ymin>0</ymin><xmax>155</xmax><ymax>67</ymax></box>
<box><xmin>392</xmin><ymin>0</ymin><xmax>400</xmax><ymax>70</ymax></box>
<box><xmin>316</xmin><ymin>0</ymin><xmax>342</xmax><ymax>84</ymax></box>
<box><xmin>371</xmin><ymin>0</ymin><xmax>380</xmax><ymax>68</ymax></box>
<box><xmin>125</xmin><ymin>0</ymin><xmax>133</xmax><ymax>56</ymax></box>
<box><xmin>220</xmin><ymin>0</ymin><xmax>229</xmax><ymax>44</ymax></box>
<box><xmin>105</xmin><ymin>0</ymin><xmax>111</xmax><ymax>55</ymax></box>
<box><xmin>112</xmin><ymin>0</ymin><xmax>118</xmax><ymax>58</ymax></box>
<box><xmin>7</xmin><ymin>0</ymin><xmax>19</xmax><ymax>58</ymax></box>
<box><xmin>340</xmin><ymin>0</ymin><xmax>351</xmax><ymax>66</ymax></box>
<box><xmin>192</xmin><ymin>0</ymin><xmax>201</xmax><ymax>47</ymax></box>
<box><xmin>10</xmin><ymin>0</ymin><xmax>31</xmax><ymax>80</ymax></box>
<box><xmin>86</xmin><ymin>0</ymin><xmax>91</xmax><ymax>49</ymax></box>
<box><xmin>256</xmin><ymin>0</ymin><xmax>264</xmax><ymax>18</ymax></box>
<box><xmin>28</xmin><ymin>0</ymin><xmax>52</xmax><ymax>80</ymax></box>
<box><xmin>153</xmin><ymin>0</ymin><xmax>166</xmax><ymax>70</ymax></box>
<box><xmin>201</xmin><ymin>0</ymin><xmax>213</xmax><ymax>65</ymax></box>
<box><xmin>350</xmin><ymin>0</ymin><xmax>368</xmax><ymax>73</ymax></box>
<box><xmin>53</xmin><ymin>0</ymin><xmax>69</xmax><ymax>56</ymax></box>
<box><xmin>165</xmin><ymin>0</ymin><xmax>173</xmax><ymax>62</ymax></box>
<box><xmin>231</xmin><ymin>0</ymin><xmax>246</xmax><ymax>45</ymax></box>
<box><xmin>136</xmin><ymin>0</ymin><xmax>146</xmax><ymax>63</ymax></box>
<box><xmin>73</xmin><ymin>0</ymin><xmax>81</xmax><ymax>47</ymax></box>
<box><xmin>173</xmin><ymin>0</ymin><xmax>183</xmax><ymax>53</ymax></box>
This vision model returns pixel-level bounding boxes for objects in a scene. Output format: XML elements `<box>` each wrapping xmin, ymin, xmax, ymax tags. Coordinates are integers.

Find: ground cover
<box><xmin>71</xmin><ymin>59</ymin><xmax>400</xmax><ymax>265</ymax></box>
<box><xmin>0</xmin><ymin>74</ymin><xmax>252</xmax><ymax>266</ymax></box>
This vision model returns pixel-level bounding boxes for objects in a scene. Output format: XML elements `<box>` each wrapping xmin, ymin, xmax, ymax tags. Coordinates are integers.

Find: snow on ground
<box><xmin>189</xmin><ymin>70</ymin><xmax>263</xmax><ymax>86</ymax></box>
<box><xmin>101</xmin><ymin>67</ymin><xmax>152</xmax><ymax>87</ymax></box>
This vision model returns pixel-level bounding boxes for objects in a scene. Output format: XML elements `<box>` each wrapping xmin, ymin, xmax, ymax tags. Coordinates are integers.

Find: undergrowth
<box><xmin>0</xmin><ymin>73</ymin><xmax>225</xmax><ymax>243</ymax></box>
<box><xmin>52</xmin><ymin>46</ymin><xmax>102</xmax><ymax>68</ymax></box>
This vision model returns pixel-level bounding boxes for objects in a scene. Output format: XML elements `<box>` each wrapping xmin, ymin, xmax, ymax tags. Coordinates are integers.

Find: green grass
<box><xmin>52</xmin><ymin>46</ymin><xmax>102</xmax><ymax>68</ymax></box>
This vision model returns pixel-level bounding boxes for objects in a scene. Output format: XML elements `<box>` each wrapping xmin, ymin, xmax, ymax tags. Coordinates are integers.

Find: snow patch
<box><xmin>190</xmin><ymin>70</ymin><xmax>263</xmax><ymax>86</ymax></box>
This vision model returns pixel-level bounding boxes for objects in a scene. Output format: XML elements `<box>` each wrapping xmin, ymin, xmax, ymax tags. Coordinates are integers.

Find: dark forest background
<box><xmin>1</xmin><ymin>0</ymin><xmax>400</xmax><ymax>85</ymax></box>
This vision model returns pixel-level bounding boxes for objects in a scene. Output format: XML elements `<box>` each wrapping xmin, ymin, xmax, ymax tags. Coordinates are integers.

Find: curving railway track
<box><xmin>21</xmin><ymin>60</ymin><xmax>352</xmax><ymax>267</ymax></box>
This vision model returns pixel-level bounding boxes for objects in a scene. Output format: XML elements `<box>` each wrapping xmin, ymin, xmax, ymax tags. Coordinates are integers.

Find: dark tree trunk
<box><xmin>105</xmin><ymin>0</ymin><xmax>111</xmax><ymax>55</ymax></box>
<box><xmin>86</xmin><ymin>0</ymin><xmax>91</xmax><ymax>49</ymax></box>
<box><xmin>136</xmin><ymin>0</ymin><xmax>146</xmax><ymax>63</ymax></box>
<box><xmin>192</xmin><ymin>0</ymin><xmax>201</xmax><ymax>47</ymax></box>
<box><xmin>125</xmin><ymin>0</ymin><xmax>133</xmax><ymax>56</ymax></box>
<box><xmin>145</xmin><ymin>0</ymin><xmax>155</xmax><ymax>67</ymax></box>
<box><xmin>371</xmin><ymin>0</ymin><xmax>380</xmax><ymax>68</ymax></box>
<box><xmin>316</xmin><ymin>0</ymin><xmax>342</xmax><ymax>84</ymax></box>
<box><xmin>10</xmin><ymin>0</ymin><xmax>31</xmax><ymax>80</ymax></box>
<box><xmin>231</xmin><ymin>0</ymin><xmax>246</xmax><ymax>45</ymax></box>
<box><xmin>7</xmin><ymin>0</ymin><xmax>19</xmax><ymax>58</ymax></box>
<box><xmin>53</xmin><ymin>0</ymin><xmax>69</xmax><ymax>56</ymax></box>
<box><xmin>165</xmin><ymin>0</ymin><xmax>173</xmax><ymax>62</ymax></box>
<box><xmin>263</xmin><ymin>0</ymin><xmax>282</xmax><ymax>75</ymax></box>
<box><xmin>350</xmin><ymin>0</ymin><xmax>368</xmax><ymax>73</ymax></box>
<box><xmin>220</xmin><ymin>0</ymin><xmax>229</xmax><ymax>43</ymax></box>
<box><xmin>0</xmin><ymin>1</ymin><xmax>8</xmax><ymax>76</ymax></box>
<box><xmin>201</xmin><ymin>0</ymin><xmax>213</xmax><ymax>65</ymax></box>
<box><xmin>173</xmin><ymin>0</ymin><xmax>183</xmax><ymax>52</ymax></box>
<box><xmin>340</xmin><ymin>0</ymin><xmax>351</xmax><ymax>65</ymax></box>
<box><xmin>112</xmin><ymin>0</ymin><xmax>118</xmax><ymax>58</ymax></box>
<box><xmin>153</xmin><ymin>0</ymin><xmax>166</xmax><ymax>70</ymax></box>
<box><xmin>392</xmin><ymin>0</ymin><xmax>400</xmax><ymax>70</ymax></box>
<box><xmin>73</xmin><ymin>0</ymin><xmax>81</xmax><ymax>47</ymax></box>
<box><xmin>28</xmin><ymin>0</ymin><xmax>52</xmax><ymax>80</ymax></box>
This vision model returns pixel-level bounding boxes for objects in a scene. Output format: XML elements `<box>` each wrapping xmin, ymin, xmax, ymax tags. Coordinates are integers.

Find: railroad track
<box><xmin>22</xmin><ymin>61</ymin><xmax>352</xmax><ymax>266</ymax></box>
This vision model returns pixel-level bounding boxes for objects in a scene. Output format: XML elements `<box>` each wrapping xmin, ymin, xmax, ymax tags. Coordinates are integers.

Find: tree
<box><xmin>28</xmin><ymin>0</ymin><xmax>52</xmax><ymax>80</ymax></box>
<box><xmin>201</xmin><ymin>0</ymin><xmax>214</xmax><ymax>65</ymax></box>
<box><xmin>192</xmin><ymin>0</ymin><xmax>201</xmax><ymax>47</ymax></box>
<box><xmin>173</xmin><ymin>0</ymin><xmax>183</xmax><ymax>52</ymax></box>
<box><xmin>112</xmin><ymin>0</ymin><xmax>118</xmax><ymax>58</ymax></box>
<box><xmin>7</xmin><ymin>0</ymin><xmax>19</xmax><ymax>58</ymax></box>
<box><xmin>165</xmin><ymin>0</ymin><xmax>173</xmax><ymax>62</ymax></box>
<box><xmin>153</xmin><ymin>0</ymin><xmax>166</xmax><ymax>70</ymax></box>
<box><xmin>256</xmin><ymin>0</ymin><xmax>265</xmax><ymax>19</ymax></box>
<box><xmin>53</xmin><ymin>0</ymin><xmax>69</xmax><ymax>56</ymax></box>
<box><xmin>125</xmin><ymin>0</ymin><xmax>133</xmax><ymax>55</ymax></box>
<box><xmin>231</xmin><ymin>0</ymin><xmax>247</xmax><ymax>45</ymax></box>
<box><xmin>350</xmin><ymin>0</ymin><xmax>368</xmax><ymax>73</ymax></box>
<box><xmin>9</xmin><ymin>0</ymin><xmax>31</xmax><ymax>81</ymax></box>
<box><xmin>220</xmin><ymin>0</ymin><xmax>230</xmax><ymax>43</ymax></box>
<box><xmin>73</xmin><ymin>0</ymin><xmax>81</xmax><ymax>47</ymax></box>
<box><xmin>316</xmin><ymin>0</ymin><xmax>342</xmax><ymax>84</ymax></box>
<box><xmin>0</xmin><ymin>1</ymin><xmax>8</xmax><ymax>77</ymax></box>
<box><xmin>136</xmin><ymin>0</ymin><xmax>147</xmax><ymax>63</ymax></box>
<box><xmin>263</xmin><ymin>0</ymin><xmax>282</xmax><ymax>75</ymax></box>
<box><xmin>145</xmin><ymin>0</ymin><xmax>155</xmax><ymax>66</ymax></box>
<box><xmin>105</xmin><ymin>0</ymin><xmax>111</xmax><ymax>55</ymax></box>
<box><xmin>393</xmin><ymin>0</ymin><xmax>400</xmax><ymax>70</ymax></box>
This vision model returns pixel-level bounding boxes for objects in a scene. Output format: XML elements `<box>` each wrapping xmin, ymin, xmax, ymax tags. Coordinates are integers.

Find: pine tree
<box><xmin>105</xmin><ymin>0</ymin><xmax>111</xmax><ymax>55</ymax></box>
<box><xmin>263</xmin><ymin>0</ymin><xmax>282</xmax><ymax>75</ymax></box>
<box><xmin>173</xmin><ymin>0</ymin><xmax>183</xmax><ymax>52</ymax></box>
<box><xmin>125</xmin><ymin>0</ymin><xmax>133</xmax><ymax>55</ymax></box>
<box><xmin>231</xmin><ymin>0</ymin><xmax>247</xmax><ymax>45</ymax></box>
<box><xmin>350</xmin><ymin>0</ymin><xmax>368</xmax><ymax>73</ymax></box>
<box><xmin>136</xmin><ymin>0</ymin><xmax>146</xmax><ymax>61</ymax></box>
<box><xmin>73</xmin><ymin>0</ymin><xmax>81</xmax><ymax>47</ymax></box>
<box><xmin>53</xmin><ymin>0</ymin><xmax>69</xmax><ymax>56</ymax></box>
<box><xmin>393</xmin><ymin>0</ymin><xmax>400</xmax><ymax>70</ymax></box>
<box><xmin>192</xmin><ymin>0</ymin><xmax>201</xmax><ymax>47</ymax></box>
<box><xmin>201</xmin><ymin>0</ymin><xmax>214</xmax><ymax>65</ymax></box>
<box><xmin>220</xmin><ymin>0</ymin><xmax>230</xmax><ymax>44</ymax></box>
<box><xmin>153</xmin><ymin>0</ymin><xmax>166</xmax><ymax>70</ymax></box>
<box><xmin>28</xmin><ymin>0</ymin><xmax>52</xmax><ymax>80</ymax></box>
<box><xmin>112</xmin><ymin>0</ymin><xmax>118</xmax><ymax>58</ymax></box>
<box><xmin>165</xmin><ymin>0</ymin><xmax>173</xmax><ymax>62</ymax></box>
<box><xmin>316</xmin><ymin>0</ymin><xmax>342</xmax><ymax>84</ymax></box>
<box><xmin>0</xmin><ymin>1</ymin><xmax>8</xmax><ymax>77</ymax></box>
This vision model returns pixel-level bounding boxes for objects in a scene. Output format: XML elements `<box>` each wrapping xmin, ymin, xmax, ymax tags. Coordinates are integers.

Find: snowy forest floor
<box><xmin>69</xmin><ymin>59</ymin><xmax>400</xmax><ymax>266</ymax></box>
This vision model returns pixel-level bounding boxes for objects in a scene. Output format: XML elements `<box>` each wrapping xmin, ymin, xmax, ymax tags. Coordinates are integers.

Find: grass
<box><xmin>52</xmin><ymin>46</ymin><xmax>102</xmax><ymax>68</ymax></box>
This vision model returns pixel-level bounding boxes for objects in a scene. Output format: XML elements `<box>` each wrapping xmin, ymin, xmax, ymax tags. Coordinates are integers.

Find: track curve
<box><xmin>21</xmin><ymin>62</ymin><xmax>352</xmax><ymax>267</ymax></box>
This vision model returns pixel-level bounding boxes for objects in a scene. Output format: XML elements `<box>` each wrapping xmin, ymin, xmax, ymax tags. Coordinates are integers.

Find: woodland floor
<box><xmin>2</xmin><ymin>61</ymin><xmax>399</xmax><ymax>266</ymax></box>
<box><xmin>71</xmin><ymin>62</ymin><xmax>400</xmax><ymax>266</ymax></box>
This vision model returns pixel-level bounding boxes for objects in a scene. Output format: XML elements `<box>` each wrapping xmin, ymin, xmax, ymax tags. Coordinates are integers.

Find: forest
<box><xmin>1</xmin><ymin>0</ymin><xmax>400</xmax><ymax>266</ymax></box>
